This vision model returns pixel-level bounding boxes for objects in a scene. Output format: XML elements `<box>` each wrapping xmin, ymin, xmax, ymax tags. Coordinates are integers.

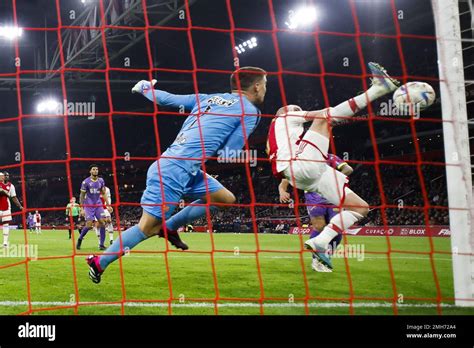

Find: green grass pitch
<box><xmin>0</xmin><ymin>229</ymin><xmax>473</xmax><ymax>315</ymax></box>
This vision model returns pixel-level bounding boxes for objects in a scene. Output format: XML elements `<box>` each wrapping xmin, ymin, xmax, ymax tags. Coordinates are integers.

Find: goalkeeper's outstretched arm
<box><xmin>132</xmin><ymin>79</ymin><xmax>204</xmax><ymax>111</ymax></box>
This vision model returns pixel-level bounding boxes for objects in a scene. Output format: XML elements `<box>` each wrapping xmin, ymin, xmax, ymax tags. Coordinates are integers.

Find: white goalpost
<box><xmin>432</xmin><ymin>0</ymin><xmax>474</xmax><ymax>306</ymax></box>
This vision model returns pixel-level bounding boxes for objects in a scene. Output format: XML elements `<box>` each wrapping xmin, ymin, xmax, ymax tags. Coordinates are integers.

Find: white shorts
<box><xmin>283</xmin><ymin>129</ymin><xmax>353</xmax><ymax>206</ymax></box>
<box><xmin>0</xmin><ymin>210</ymin><xmax>12</xmax><ymax>223</ymax></box>
<box><xmin>35</xmin><ymin>223</ymin><xmax>41</xmax><ymax>227</ymax></box>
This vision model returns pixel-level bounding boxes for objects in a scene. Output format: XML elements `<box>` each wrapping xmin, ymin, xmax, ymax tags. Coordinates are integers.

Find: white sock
<box><xmin>94</xmin><ymin>227</ymin><xmax>99</xmax><ymax>237</ymax></box>
<box><xmin>329</xmin><ymin>87</ymin><xmax>381</xmax><ymax>123</ymax></box>
<box><xmin>312</xmin><ymin>228</ymin><xmax>338</xmax><ymax>249</ymax></box>
<box><xmin>313</xmin><ymin>211</ymin><xmax>364</xmax><ymax>249</ymax></box>
<box><xmin>330</xmin><ymin>210</ymin><xmax>364</xmax><ymax>231</ymax></box>
<box><xmin>3</xmin><ymin>224</ymin><xmax>9</xmax><ymax>245</ymax></box>
<box><xmin>108</xmin><ymin>225</ymin><xmax>114</xmax><ymax>241</ymax></box>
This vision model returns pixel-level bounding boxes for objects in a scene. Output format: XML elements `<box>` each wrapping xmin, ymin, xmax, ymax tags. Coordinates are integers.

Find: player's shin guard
<box><xmin>99</xmin><ymin>225</ymin><xmax>148</xmax><ymax>271</ymax></box>
<box><xmin>3</xmin><ymin>224</ymin><xmax>9</xmax><ymax>246</ymax></box>
<box><xmin>311</xmin><ymin>211</ymin><xmax>363</xmax><ymax>250</ymax></box>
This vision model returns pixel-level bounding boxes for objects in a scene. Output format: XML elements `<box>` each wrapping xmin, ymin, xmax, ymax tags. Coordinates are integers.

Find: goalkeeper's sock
<box><xmin>99</xmin><ymin>225</ymin><xmax>147</xmax><ymax>271</ymax></box>
<box><xmin>79</xmin><ymin>226</ymin><xmax>91</xmax><ymax>240</ymax></box>
<box><xmin>165</xmin><ymin>199</ymin><xmax>218</xmax><ymax>231</ymax></box>
<box><xmin>3</xmin><ymin>224</ymin><xmax>9</xmax><ymax>246</ymax></box>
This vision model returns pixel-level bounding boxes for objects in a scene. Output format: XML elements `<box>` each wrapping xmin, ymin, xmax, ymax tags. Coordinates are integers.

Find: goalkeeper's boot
<box><xmin>99</xmin><ymin>245</ymin><xmax>106</xmax><ymax>251</ymax></box>
<box><xmin>304</xmin><ymin>239</ymin><xmax>333</xmax><ymax>270</ymax></box>
<box><xmin>311</xmin><ymin>255</ymin><xmax>333</xmax><ymax>272</ymax></box>
<box><xmin>158</xmin><ymin>229</ymin><xmax>189</xmax><ymax>251</ymax></box>
<box><xmin>368</xmin><ymin>62</ymin><xmax>400</xmax><ymax>97</ymax></box>
<box><xmin>76</xmin><ymin>238</ymin><xmax>82</xmax><ymax>250</ymax></box>
<box><xmin>86</xmin><ymin>255</ymin><xmax>103</xmax><ymax>284</ymax></box>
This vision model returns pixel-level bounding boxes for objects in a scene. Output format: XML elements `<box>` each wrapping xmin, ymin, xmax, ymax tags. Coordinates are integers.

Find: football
<box><xmin>393</xmin><ymin>81</ymin><xmax>436</xmax><ymax>113</ymax></box>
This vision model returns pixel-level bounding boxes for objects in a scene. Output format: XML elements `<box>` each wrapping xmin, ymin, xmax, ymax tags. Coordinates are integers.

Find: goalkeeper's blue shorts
<box><xmin>141</xmin><ymin>158</ymin><xmax>223</xmax><ymax>220</ymax></box>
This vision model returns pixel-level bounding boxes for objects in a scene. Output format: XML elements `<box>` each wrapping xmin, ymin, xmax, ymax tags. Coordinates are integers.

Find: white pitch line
<box><xmin>0</xmin><ymin>301</ymin><xmax>458</xmax><ymax>308</ymax></box>
<box><xmin>119</xmin><ymin>254</ymin><xmax>453</xmax><ymax>261</ymax></box>
<box><xmin>0</xmin><ymin>254</ymin><xmax>453</xmax><ymax>261</ymax></box>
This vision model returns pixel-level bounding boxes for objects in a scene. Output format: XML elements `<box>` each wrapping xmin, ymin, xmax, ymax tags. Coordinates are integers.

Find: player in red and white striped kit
<box><xmin>267</xmin><ymin>62</ymin><xmax>399</xmax><ymax>270</ymax></box>
<box><xmin>0</xmin><ymin>172</ymin><xmax>23</xmax><ymax>247</ymax></box>
<box><xmin>34</xmin><ymin>210</ymin><xmax>42</xmax><ymax>234</ymax></box>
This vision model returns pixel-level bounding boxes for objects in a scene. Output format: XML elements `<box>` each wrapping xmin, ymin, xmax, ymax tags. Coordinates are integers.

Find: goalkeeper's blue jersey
<box><xmin>144</xmin><ymin>89</ymin><xmax>261</xmax><ymax>174</ymax></box>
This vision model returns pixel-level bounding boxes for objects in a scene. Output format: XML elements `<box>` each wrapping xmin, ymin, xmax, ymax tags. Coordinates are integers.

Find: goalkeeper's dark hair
<box><xmin>89</xmin><ymin>164</ymin><xmax>99</xmax><ymax>171</ymax></box>
<box><xmin>230</xmin><ymin>67</ymin><xmax>267</xmax><ymax>91</ymax></box>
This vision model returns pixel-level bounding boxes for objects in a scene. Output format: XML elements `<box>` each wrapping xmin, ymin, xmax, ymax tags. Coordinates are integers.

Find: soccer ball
<box><xmin>393</xmin><ymin>82</ymin><xmax>436</xmax><ymax>113</ymax></box>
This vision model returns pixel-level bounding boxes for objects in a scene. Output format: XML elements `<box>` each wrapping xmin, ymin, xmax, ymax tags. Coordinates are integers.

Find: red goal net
<box><xmin>0</xmin><ymin>0</ymin><xmax>471</xmax><ymax>316</ymax></box>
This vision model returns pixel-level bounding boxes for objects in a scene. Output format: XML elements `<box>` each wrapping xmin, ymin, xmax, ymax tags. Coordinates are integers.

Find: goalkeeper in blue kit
<box><xmin>87</xmin><ymin>67</ymin><xmax>267</xmax><ymax>283</ymax></box>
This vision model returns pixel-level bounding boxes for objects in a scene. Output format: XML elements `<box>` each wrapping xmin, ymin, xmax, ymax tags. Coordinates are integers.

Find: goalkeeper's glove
<box><xmin>131</xmin><ymin>79</ymin><xmax>157</xmax><ymax>95</ymax></box>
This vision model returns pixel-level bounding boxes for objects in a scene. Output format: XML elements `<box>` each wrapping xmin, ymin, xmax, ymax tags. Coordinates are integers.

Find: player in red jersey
<box><xmin>267</xmin><ymin>62</ymin><xmax>399</xmax><ymax>270</ymax></box>
<box><xmin>0</xmin><ymin>172</ymin><xmax>23</xmax><ymax>247</ymax></box>
<box><xmin>34</xmin><ymin>210</ymin><xmax>42</xmax><ymax>234</ymax></box>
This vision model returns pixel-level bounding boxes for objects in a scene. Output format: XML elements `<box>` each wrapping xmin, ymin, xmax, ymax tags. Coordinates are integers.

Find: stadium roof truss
<box><xmin>0</xmin><ymin>0</ymin><xmax>196</xmax><ymax>91</ymax></box>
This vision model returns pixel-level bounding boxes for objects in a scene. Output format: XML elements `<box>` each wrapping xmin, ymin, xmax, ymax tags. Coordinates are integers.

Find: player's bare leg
<box><xmin>138</xmin><ymin>211</ymin><xmax>163</xmax><ymax>237</ymax></box>
<box><xmin>2</xmin><ymin>223</ymin><xmax>9</xmax><ymax>248</ymax></box>
<box><xmin>77</xmin><ymin>219</ymin><xmax>94</xmax><ymax>250</ymax></box>
<box><xmin>93</xmin><ymin>220</ymin><xmax>100</xmax><ymax>241</ymax></box>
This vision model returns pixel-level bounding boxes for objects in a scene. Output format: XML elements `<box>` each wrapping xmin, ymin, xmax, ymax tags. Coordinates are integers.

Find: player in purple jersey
<box><xmin>27</xmin><ymin>212</ymin><xmax>35</xmax><ymax>233</ymax></box>
<box><xmin>279</xmin><ymin>154</ymin><xmax>353</xmax><ymax>272</ymax></box>
<box><xmin>77</xmin><ymin>165</ymin><xmax>111</xmax><ymax>250</ymax></box>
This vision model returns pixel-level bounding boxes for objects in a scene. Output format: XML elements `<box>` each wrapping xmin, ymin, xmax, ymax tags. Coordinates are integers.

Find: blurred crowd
<box><xmin>16</xmin><ymin>160</ymin><xmax>449</xmax><ymax>232</ymax></box>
